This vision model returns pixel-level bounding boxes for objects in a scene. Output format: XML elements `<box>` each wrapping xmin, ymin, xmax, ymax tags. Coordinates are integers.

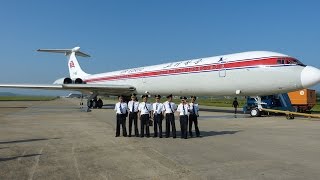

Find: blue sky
<box><xmin>0</xmin><ymin>0</ymin><xmax>320</xmax><ymax>95</ymax></box>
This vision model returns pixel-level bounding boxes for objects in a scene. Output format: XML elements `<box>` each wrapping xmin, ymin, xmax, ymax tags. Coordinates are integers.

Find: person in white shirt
<box><xmin>177</xmin><ymin>96</ymin><xmax>190</xmax><ymax>139</ymax></box>
<box><xmin>127</xmin><ymin>94</ymin><xmax>140</xmax><ymax>137</ymax></box>
<box><xmin>114</xmin><ymin>95</ymin><xmax>128</xmax><ymax>137</ymax></box>
<box><xmin>163</xmin><ymin>94</ymin><xmax>177</xmax><ymax>138</ymax></box>
<box><xmin>189</xmin><ymin>96</ymin><xmax>200</xmax><ymax>137</ymax></box>
<box><xmin>138</xmin><ymin>95</ymin><xmax>153</xmax><ymax>137</ymax></box>
<box><xmin>152</xmin><ymin>95</ymin><xmax>164</xmax><ymax>138</ymax></box>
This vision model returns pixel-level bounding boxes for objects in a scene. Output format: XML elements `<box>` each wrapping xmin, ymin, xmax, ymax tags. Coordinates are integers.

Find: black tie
<box><xmin>193</xmin><ymin>104</ymin><xmax>195</xmax><ymax>114</ymax></box>
<box><xmin>169</xmin><ymin>103</ymin><xmax>173</xmax><ymax>113</ymax></box>
<box><xmin>119</xmin><ymin>103</ymin><xmax>122</xmax><ymax>114</ymax></box>
<box><xmin>183</xmin><ymin>104</ymin><xmax>185</xmax><ymax>115</ymax></box>
<box><xmin>132</xmin><ymin>101</ymin><xmax>134</xmax><ymax>112</ymax></box>
<box><xmin>156</xmin><ymin>104</ymin><xmax>158</xmax><ymax>114</ymax></box>
<box><xmin>145</xmin><ymin>103</ymin><xmax>148</xmax><ymax>111</ymax></box>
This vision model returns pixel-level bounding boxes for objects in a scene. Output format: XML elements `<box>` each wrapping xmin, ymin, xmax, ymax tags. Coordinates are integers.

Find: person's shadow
<box><xmin>154</xmin><ymin>130</ymin><xmax>242</xmax><ymax>138</ymax></box>
<box><xmin>200</xmin><ymin>130</ymin><xmax>242</xmax><ymax>137</ymax></box>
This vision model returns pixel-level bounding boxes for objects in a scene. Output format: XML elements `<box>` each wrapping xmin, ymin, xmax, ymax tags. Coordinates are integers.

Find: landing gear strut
<box><xmin>86</xmin><ymin>93</ymin><xmax>103</xmax><ymax>110</ymax></box>
<box><xmin>250</xmin><ymin>96</ymin><xmax>265</xmax><ymax>117</ymax></box>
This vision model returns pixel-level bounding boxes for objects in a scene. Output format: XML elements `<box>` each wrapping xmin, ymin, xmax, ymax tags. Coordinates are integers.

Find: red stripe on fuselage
<box><xmin>84</xmin><ymin>56</ymin><xmax>288</xmax><ymax>83</ymax></box>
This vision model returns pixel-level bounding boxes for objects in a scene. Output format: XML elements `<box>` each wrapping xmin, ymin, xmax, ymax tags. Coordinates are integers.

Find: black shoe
<box><xmin>159</xmin><ymin>136</ymin><xmax>162</xmax><ymax>138</ymax></box>
<box><xmin>128</xmin><ymin>135</ymin><xmax>132</xmax><ymax>137</ymax></box>
<box><xmin>165</xmin><ymin>136</ymin><xmax>169</xmax><ymax>138</ymax></box>
<box><xmin>173</xmin><ymin>136</ymin><xmax>176</xmax><ymax>139</ymax></box>
<box><xmin>115</xmin><ymin>135</ymin><xmax>120</xmax><ymax>137</ymax></box>
<box><xmin>184</xmin><ymin>137</ymin><xmax>188</xmax><ymax>139</ymax></box>
<box><xmin>140</xmin><ymin>136</ymin><xmax>144</xmax><ymax>138</ymax></box>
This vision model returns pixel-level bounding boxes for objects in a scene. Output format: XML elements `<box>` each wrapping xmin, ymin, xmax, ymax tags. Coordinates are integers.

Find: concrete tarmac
<box><xmin>0</xmin><ymin>98</ymin><xmax>320</xmax><ymax>180</ymax></box>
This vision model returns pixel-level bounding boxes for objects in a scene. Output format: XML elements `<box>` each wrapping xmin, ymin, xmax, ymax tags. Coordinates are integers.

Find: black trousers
<box><xmin>116</xmin><ymin>114</ymin><xmax>127</xmax><ymax>136</ymax></box>
<box><xmin>180</xmin><ymin>115</ymin><xmax>188</xmax><ymax>139</ymax></box>
<box><xmin>153</xmin><ymin>114</ymin><xmax>162</xmax><ymax>137</ymax></box>
<box><xmin>140</xmin><ymin>114</ymin><xmax>150</xmax><ymax>137</ymax></box>
<box><xmin>165</xmin><ymin>113</ymin><xmax>176</xmax><ymax>138</ymax></box>
<box><xmin>129</xmin><ymin>112</ymin><xmax>139</xmax><ymax>136</ymax></box>
<box><xmin>189</xmin><ymin>114</ymin><xmax>200</xmax><ymax>137</ymax></box>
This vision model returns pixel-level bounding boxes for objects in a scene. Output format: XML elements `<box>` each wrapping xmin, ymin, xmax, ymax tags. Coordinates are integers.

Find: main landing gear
<box><xmin>88</xmin><ymin>98</ymin><xmax>103</xmax><ymax>109</ymax></box>
<box><xmin>249</xmin><ymin>96</ymin><xmax>265</xmax><ymax>117</ymax></box>
<box><xmin>84</xmin><ymin>93</ymin><xmax>104</xmax><ymax>111</ymax></box>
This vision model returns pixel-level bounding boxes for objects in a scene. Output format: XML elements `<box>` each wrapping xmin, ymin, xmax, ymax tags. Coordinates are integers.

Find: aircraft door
<box><xmin>219</xmin><ymin>60</ymin><xmax>226</xmax><ymax>77</ymax></box>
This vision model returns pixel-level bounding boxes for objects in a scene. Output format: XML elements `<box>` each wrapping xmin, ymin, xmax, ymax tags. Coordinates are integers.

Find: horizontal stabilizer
<box><xmin>37</xmin><ymin>47</ymin><xmax>90</xmax><ymax>57</ymax></box>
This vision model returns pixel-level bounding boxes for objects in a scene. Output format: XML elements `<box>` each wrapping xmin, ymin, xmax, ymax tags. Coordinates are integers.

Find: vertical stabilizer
<box><xmin>68</xmin><ymin>52</ymin><xmax>90</xmax><ymax>79</ymax></box>
<box><xmin>37</xmin><ymin>47</ymin><xmax>91</xmax><ymax>79</ymax></box>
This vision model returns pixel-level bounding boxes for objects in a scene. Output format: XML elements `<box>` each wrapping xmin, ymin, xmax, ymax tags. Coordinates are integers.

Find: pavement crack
<box><xmin>28</xmin><ymin>142</ymin><xmax>49</xmax><ymax>180</ymax></box>
<box><xmin>72</xmin><ymin>143</ymin><xmax>82</xmax><ymax>180</ymax></box>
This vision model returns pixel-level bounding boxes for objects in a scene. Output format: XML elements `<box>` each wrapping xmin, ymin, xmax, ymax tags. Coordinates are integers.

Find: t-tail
<box><xmin>37</xmin><ymin>47</ymin><xmax>91</xmax><ymax>79</ymax></box>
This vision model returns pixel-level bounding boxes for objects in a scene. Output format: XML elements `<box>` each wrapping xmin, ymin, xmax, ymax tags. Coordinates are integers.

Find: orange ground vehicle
<box><xmin>288</xmin><ymin>89</ymin><xmax>316</xmax><ymax>112</ymax></box>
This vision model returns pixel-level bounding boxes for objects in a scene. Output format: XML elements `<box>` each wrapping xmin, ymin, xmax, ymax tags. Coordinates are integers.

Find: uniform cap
<box><xmin>131</xmin><ymin>93</ymin><xmax>137</xmax><ymax>98</ymax></box>
<box><xmin>166</xmin><ymin>94</ymin><xmax>173</xmax><ymax>98</ymax></box>
<box><xmin>155</xmin><ymin>95</ymin><xmax>161</xmax><ymax>98</ymax></box>
<box><xmin>180</xmin><ymin>96</ymin><xmax>187</xmax><ymax>100</ymax></box>
<box><xmin>191</xmin><ymin>96</ymin><xmax>197</xmax><ymax>100</ymax></box>
<box><xmin>142</xmin><ymin>95</ymin><xmax>148</xmax><ymax>98</ymax></box>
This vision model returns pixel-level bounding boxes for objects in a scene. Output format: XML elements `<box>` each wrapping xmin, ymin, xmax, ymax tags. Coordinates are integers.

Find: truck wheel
<box><xmin>250</xmin><ymin>108</ymin><xmax>261</xmax><ymax>117</ymax></box>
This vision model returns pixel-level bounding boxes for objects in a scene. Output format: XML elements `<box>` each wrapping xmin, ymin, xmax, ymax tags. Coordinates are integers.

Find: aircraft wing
<box><xmin>0</xmin><ymin>84</ymin><xmax>136</xmax><ymax>96</ymax></box>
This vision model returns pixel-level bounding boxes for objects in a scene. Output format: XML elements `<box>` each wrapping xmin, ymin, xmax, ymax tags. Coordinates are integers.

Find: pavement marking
<box><xmin>28</xmin><ymin>142</ymin><xmax>49</xmax><ymax>180</ymax></box>
<box><xmin>17</xmin><ymin>150</ymin><xmax>26</xmax><ymax>162</ymax></box>
<box><xmin>72</xmin><ymin>143</ymin><xmax>82</xmax><ymax>180</ymax></box>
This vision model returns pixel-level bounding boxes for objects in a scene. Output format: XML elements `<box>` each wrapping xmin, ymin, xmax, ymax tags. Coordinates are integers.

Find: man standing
<box><xmin>138</xmin><ymin>95</ymin><xmax>153</xmax><ymax>138</ymax></box>
<box><xmin>189</xmin><ymin>96</ymin><xmax>200</xmax><ymax>137</ymax></box>
<box><xmin>114</xmin><ymin>95</ymin><xmax>128</xmax><ymax>137</ymax></box>
<box><xmin>128</xmin><ymin>94</ymin><xmax>139</xmax><ymax>137</ymax></box>
<box><xmin>177</xmin><ymin>97</ymin><xmax>189</xmax><ymax>139</ymax></box>
<box><xmin>152</xmin><ymin>95</ymin><xmax>164</xmax><ymax>138</ymax></box>
<box><xmin>232</xmin><ymin>97</ymin><xmax>239</xmax><ymax>117</ymax></box>
<box><xmin>163</xmin><ymin>94</ymin><xmax>177</xmax><ymax>138</ymax></box>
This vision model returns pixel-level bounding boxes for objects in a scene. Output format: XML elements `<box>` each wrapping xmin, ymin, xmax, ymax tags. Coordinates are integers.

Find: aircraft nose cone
<box><xmin>301</xmin><ymin>66</ymin><xmax>320</xmax><ymax>88</ymax></box>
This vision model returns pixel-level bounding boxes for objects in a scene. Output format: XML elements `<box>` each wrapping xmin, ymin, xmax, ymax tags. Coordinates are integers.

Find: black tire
<box><xmin>92</xmin><ymin>100</ymin><xmax>98</xmax><ymax>109</ymax></box>
<box><xmin>97</xmin><ymin>100</ymin><xmax>103</xmax><ymax>109</ymax></box>
<box><xmin>87</xmin><ymin>100</ymin><xmax>93</xmax><ymax>108</ymax></box>
<box><xmin>250</xmin><ymin>108</ymin><xmax>261</xmax><ymax>117</ymax></box>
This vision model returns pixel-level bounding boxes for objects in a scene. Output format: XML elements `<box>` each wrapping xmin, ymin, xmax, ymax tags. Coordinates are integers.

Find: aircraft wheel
<box><xmin>250</xmin><ymin>108</ymin><xmax>261</xmax><ymax>117</ymax></box>
<box><xmin>92</xmin><ymin>100</ymin><xmax>98</xmax><ymax>109</ymax></box>
<box><xmin>97</xmin><ymin>100</ymin><xmax>103</xmax><ymax>109</ymax></box>
<box><xmin>87</xmin><ymin>100</ymin><xmax>93</xmax><ymax>108</ymax></box>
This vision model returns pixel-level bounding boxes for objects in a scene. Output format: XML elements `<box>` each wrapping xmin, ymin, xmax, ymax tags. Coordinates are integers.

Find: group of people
<box><xmin>114</xmin><ymin>94</ymin><xmax>200</xmax><ymax>139</ymax></box>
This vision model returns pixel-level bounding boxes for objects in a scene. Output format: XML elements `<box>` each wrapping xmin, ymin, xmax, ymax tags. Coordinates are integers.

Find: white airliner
<box><xmin>1</xmin><ymin>47</ymin><xmax>320</xmax><ymax>114</ymax></box>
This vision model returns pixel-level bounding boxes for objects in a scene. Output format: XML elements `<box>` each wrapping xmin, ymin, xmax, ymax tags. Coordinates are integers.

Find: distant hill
<box><xmin>0</xmin><ymin>92</ymin><xmax>19</xmax><ymax>96</ymax></box>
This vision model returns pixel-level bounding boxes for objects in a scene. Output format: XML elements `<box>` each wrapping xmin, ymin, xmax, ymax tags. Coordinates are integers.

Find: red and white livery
<box><xmin>1</xmin><ymin>47</ymin><xmax>319</xmax><ymax>99</ymax></box>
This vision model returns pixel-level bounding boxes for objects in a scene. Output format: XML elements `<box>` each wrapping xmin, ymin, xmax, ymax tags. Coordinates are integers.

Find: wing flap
<box><xmin>0</xmin><ymin>84</ymin><xmax>136</xmax><ymax>95</ymax></box>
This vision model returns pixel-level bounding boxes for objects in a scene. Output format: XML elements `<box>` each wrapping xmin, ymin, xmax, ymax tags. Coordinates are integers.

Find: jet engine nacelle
<box><xmin>74</xmin><ymin>78</ymin><xmax>85</xmax><ymax>84</ymax></box>
<box><xmin>53</xmin><ymin>77</ymin><xmax>85</xmax><ymax>84</ymax></box>
<box><xmin>63</xmin><ymin>78</ymin><xmax>73</xmax><ymax>84</ymax></box>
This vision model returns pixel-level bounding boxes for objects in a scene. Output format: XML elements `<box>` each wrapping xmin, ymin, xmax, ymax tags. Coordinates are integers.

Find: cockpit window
<box><xmin>277</xmin><ymin>58</ymin><xmax>306</xmax><ymax>67</ymax></box>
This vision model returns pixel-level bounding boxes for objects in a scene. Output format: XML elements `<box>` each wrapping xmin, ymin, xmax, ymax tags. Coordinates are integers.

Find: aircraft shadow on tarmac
<box><xmin>200</xmin><ymin>108</ymin><xmax>239</xmax><ymax>114</ymax></box>
<box><xmin>0</xmin><ymin>137</ymin><xmax>60</xmax><ymax>145</ymax></box>
<box><xmin>0</xmin><ymin>154</ymin><xmax>42</xmax><ymax>162</ymax></box>
<box><xmin>0</xmin><ymin>106</ymin><xmax>29</xmax><ymax>109</ymax></box>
